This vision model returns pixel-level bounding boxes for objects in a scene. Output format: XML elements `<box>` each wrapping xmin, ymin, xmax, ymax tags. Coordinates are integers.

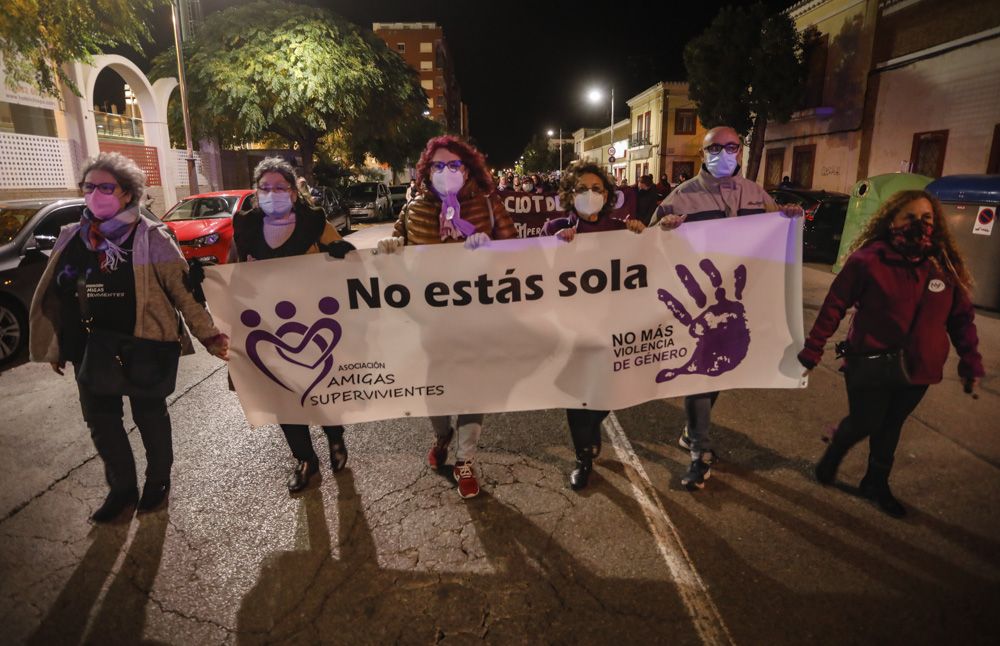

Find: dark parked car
<box><xmin>343</xmin><ymin>182</ymin><xmax>393</xmax><ymax>222</ymax></box>
<box><xmin>312</xmin><ymin>186</ymin><xmax>352</xmax><ymax>235</ymax></box>
<box><xmin>768</xmin><ymin>188</ymin><xmax>849</xmax><ymax>263</ymax></box>
<box><xmin>0</xmin><ymin>198</ymin><xmax>157</xmax><ymax>365</ymax></box>
<box><xmin>388</xmin><ymin>185</ymin><xmax>409</xmax><ymax>215</ymax></box>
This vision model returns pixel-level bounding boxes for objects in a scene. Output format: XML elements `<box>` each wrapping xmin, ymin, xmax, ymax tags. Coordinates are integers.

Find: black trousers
<box><xmin>280</xmin><ymin>424</ymin><xmax>345</xmax><ymax>463</ymax></box>
<box><xmin>76</xmin><ymin>377</ymin><xmax>172</xmax><ymax>494</ymax></box>
<box><xmin>567</xmin><ymin>409</ymin><xmax>610</xmax><ymax>453</ymax></box>
<box><xmin>833</xmin><ymin>379</ymin><xmax>929</xmax><ymax>475</ymax></box>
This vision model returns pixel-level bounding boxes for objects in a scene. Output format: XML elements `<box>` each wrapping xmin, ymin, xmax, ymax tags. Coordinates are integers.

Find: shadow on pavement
<box><xmin>234</xmin><ymin>471</ymin><xmax>700</xmax><ymax>644</ymax></box>
<box><xmin>27</xmin><ymin>512</ymin><xmax>168</xmax><ymax>645</ymax></box>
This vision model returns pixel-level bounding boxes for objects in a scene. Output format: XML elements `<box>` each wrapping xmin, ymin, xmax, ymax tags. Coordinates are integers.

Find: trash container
<box><xmin>834</xmin><ymin>173</ymin><xmax>932</xmax><ymax>272</ymax></box>
<box><xmin>926</xmin><ymin>174</ymin><xmax>1000</xmax><ymax>310</ymax></box>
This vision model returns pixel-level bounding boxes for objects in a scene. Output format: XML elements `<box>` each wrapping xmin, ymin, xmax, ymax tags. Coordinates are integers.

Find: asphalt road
<box><xmin>0</xmin><ymin>263</ymin><xmax>997</xmax><ymax>645</ymax></box>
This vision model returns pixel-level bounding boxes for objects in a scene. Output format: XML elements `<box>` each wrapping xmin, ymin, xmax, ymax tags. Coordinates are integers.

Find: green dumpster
<box><xmin>834</xmin><ymin>173</ymin><xmax>932</xmax><ymax>272</ymax></box>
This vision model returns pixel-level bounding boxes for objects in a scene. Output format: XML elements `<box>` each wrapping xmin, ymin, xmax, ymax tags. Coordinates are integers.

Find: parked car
<box><xmin>162</xmin><ymin>190</ymin><xmax>254</xmax><ymax>265</ymax></box>
<box><xmin>311</xmin><ymin>186</ymin><xmax>352</xmax><ymax>235</ymax></box>
<box><xmin>388</xmin><ymin>184</ymin><xmax>409</xmax><ymax>215</ymax></box>
<box><xmin>768</xmin><ymin>188</ymin><xmax>849</xmax><ymax>263</ymax></box>
<box><xmin>0</xmin><ymin>197</ymin><xmax>157</xmax><ymax>365</ymax></box>
<box><xmin>343</xmin><ymin>182</ymin><xmax>393</xmax><ymax>222</ymax></box>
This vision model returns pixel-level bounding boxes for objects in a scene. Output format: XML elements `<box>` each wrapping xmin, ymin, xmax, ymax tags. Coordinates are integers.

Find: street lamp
<box><xmin>547</xmin><ymin>128</ymin><xmax>563</xmax><ymax>171</ymax></box>
<box><xmin>587</xmin><ymin>86</ymin><xmax>615</xmax><ymax>176</ymax></box>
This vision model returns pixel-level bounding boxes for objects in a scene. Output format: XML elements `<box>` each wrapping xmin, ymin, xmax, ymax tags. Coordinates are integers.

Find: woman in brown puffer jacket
<box><xmin>377</xmin><ymin>135</ymin><xmax>516</xmax><ymax>499</ymax></box>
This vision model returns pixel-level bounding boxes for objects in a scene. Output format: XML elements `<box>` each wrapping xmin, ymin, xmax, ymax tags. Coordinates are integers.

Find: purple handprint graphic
<box><xmin>655</xmin><ymin>259</ymin><xmax>750</xmax><ymax>383</ymax></box>
<box><xmin>243</xmin><ymin>297</ymin><xmax>342</xmax><ymax>406</ymax></box>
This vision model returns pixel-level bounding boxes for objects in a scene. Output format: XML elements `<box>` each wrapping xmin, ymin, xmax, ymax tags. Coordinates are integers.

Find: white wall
<box><xmin>868</xmin><ymin>37</ymin><xmax>1000</xmax><ymax>177</ymax></box>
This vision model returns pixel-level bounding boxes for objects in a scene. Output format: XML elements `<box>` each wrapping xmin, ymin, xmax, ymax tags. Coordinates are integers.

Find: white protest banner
<box><xmin>202</xmin><ymin>213</ymin><xmax>806</xmax><ymax>426</ymax></box>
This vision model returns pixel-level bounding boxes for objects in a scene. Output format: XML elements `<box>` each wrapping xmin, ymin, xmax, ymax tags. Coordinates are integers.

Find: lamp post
<box><xmin>172</xmin><ymin>0</ymin><xmax>199</xmax><ymax>194</ymax></box>
<box><xmin>587</xmin><ymin>86</ymin><xmax>615</xmax><ymax>176</ymax></box>
<box><xmin>547</xmin><ymin>128</ymin><xmax>563</xmax><ymax>171</ymax></box>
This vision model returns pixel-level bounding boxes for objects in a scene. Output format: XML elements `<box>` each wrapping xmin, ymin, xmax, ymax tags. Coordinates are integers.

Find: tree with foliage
<box><xmin>519</xmin><ymin>133</ymin><xmax>576</xmax><ymax>173</ymax></box>
<box><xmin>683</xmin><ymin>2</ymin><xmax>806</xmax><ymax>181</ymax></box>
<box><xmin>0</xmin><ymin>0</ymin><xmax>164</xmax><ymax>97</ymax></box>
<box><xmin>151</xmin><ymin>1</ymin><xmax>428</xmax><ymax>180</ymax></box>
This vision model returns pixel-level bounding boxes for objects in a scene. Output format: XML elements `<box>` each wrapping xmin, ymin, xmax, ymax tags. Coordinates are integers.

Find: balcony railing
<box><xmin>94</xmin><ymin>110</ymin><xmax>144</xmax><ymax>143</ymax></box>
<box><xmin>629</xmin><ymin>133</ymin><xmax>651</xmax><ymax>148</ymax></box>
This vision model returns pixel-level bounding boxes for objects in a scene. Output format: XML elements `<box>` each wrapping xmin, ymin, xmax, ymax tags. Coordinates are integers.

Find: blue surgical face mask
<box><xmin>705</xmin><ymin>150</ymin><xmax>739</xmax><ymax>178</ymax></box>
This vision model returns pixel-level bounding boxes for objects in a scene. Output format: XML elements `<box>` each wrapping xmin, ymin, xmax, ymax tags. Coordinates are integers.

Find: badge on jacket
<box><xmin>928</xmin><ymin>279</ymin><xmax>945</xmax><ymax>293</ymax></box>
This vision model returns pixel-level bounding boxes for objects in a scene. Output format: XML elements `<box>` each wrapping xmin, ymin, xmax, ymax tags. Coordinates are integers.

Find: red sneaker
<box><xmin>428</xmin><ymin>429</ymin><xmax>453</xmax><ymax>471</ymax></box>
<box><xmin>453</xmin><ymin>460</ymin><xmax>480</xmax><ymax>499</ymax></box>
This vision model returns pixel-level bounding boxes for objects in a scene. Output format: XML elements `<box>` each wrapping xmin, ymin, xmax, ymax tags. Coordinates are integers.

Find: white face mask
<box><xmin>521</xmin><ymin>182</ymin><xmax>534</xmax><ymax>192</ymax></box>
<box><xmin>573</xmin><ymin>191</ymin><xmax>605</xmax><ymax>216</ymax></box>
<box><xmin>705</xmin><ymin>150</ymin><xmax>739</xmax><ymax>178</ymax></box>
<box><xmin>258</xmin><ymin>191</ymin><xmax>293</xmax><ymax>217</ymax></box>
<box><xmin>431</xmin><ymin>169</ymin><xmax>465</xmax><ymax>195</ymax></box>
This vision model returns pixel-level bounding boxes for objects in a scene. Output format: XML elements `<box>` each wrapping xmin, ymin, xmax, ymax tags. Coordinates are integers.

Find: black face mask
<box><xmin>889</xmin><ymin>220</ymin><xmax>934</xmax><ymax>259</ymax></box>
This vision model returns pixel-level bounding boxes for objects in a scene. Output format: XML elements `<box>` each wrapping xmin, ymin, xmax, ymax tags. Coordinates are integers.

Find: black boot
<box><xmin>815</xmin><ymin>442</ymin><xmax>849</xmax><ymax>485</ymax></box>
<box><xmin>287</xmin><ymin>459</ymin><xmax>319</xmax><ymax>493</ymax></box>
<box><xmin>91</xmin><ymin>488</ymin><xmax>139</xmax><ymax>523</ymax></box>
<box><xmin>859</xmin><ymin>462</ymin><xmax>906</xmax><ymax>518</ymax></box>
<box><xmin>137</xmin><ymin>481</ymin><xmax>170</xmax><ymax>514</ymax></box>
<box><xmin>327</xmin><ymin>432</ymin><xmax>348</xmax><ymax>473</ymax></box>
<box><xmin>570</xmin><ymin>446</ymin><xmax>596</xmax><ymax>491</ymax></box>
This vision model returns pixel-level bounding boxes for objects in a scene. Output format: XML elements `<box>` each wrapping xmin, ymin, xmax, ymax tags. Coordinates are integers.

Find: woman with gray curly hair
<box><xmin>30</xmin><ymin>152</ymin><xmax>230</xmax><ymax>522</ymax></box>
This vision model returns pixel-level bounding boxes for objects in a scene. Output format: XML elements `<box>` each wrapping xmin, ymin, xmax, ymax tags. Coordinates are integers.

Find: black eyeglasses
<box><xmin>430</xmin><ymin>160</ymin><xmax>464</xmax><ymax>172</ymax></box>
<box><xmin>704</xmin><ymin>143</ymin><xmax>741</xmax><ymax>154</ymax></box>
<box><xmin>79</xmin><ymin>181</ymin><xmax>119</xmax><ymax>195</ymax></box>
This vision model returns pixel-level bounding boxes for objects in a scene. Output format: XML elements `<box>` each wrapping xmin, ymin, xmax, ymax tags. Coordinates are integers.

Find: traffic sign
<box><xmin>608</xmin><ymin>146</ymin><xmax>616</xmax><ymax>156</ymax></box>
<box><xmin>608</xmin><ymin>156</ymin><xmax>616</xmax><ymax>163</ymax></box>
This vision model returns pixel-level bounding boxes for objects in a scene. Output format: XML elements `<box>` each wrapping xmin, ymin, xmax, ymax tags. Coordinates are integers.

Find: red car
<box><xmin>162</xmin><ymin>190</ymin><xmax>254</xmax><ymax>264</ymax></box>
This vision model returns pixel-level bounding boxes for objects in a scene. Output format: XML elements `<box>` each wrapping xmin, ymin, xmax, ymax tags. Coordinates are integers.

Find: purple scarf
<box><xmin>79</xmin><ymin>205</ymin><xmax>140</xmax><ymax>272</ymax></box>
<box><xmin>436</xmin><ymin>191</ymin><xmax>477</xmax><ymax>241</ymax></box>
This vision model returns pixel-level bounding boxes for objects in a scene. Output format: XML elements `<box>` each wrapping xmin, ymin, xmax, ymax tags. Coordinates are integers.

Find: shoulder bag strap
<box><xmin>76</xmin><ymin>274</ymin><xmax>92</xmax><ymax>332</ymax></box>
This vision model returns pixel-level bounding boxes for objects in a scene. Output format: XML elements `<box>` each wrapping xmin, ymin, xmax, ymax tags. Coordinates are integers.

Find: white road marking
<box><xmin>603</xmin><ymin>411</ymin><xmax>735</xmax><ymax>646</ymax></box>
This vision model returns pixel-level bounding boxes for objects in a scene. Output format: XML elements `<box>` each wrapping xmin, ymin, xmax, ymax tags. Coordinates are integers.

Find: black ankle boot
<box><xmin>570</xmin><ymin>446</ymin><xmax>596</xmax><ymax>491</ymax></box>
<box><xmin>287</xmin><ymin>459</ymin><xmax>319</xmax><ymax>493</ymax></box>
<box><xmin>91</xmin><ymin>488</ymin><xmax>138</xmax><ymax>523</ymax></box>
<box><xmin>815</xmin><ymin>442</ymin><xmax>849</xmax><ymax>485</ymax></box>
<box><xmin>137</xmin><ymin>482</ymin><xmax>170</xmax><ymax>514</ymax></box>
<box><xmin>327</xmin><ymin>435</ymin><xmax>348</xmax><ymax>473</ymax></box>
<box><xmin>859</xmin><ymin>466</ymin><xmax>906</xmax><ymax>518</ymax></box>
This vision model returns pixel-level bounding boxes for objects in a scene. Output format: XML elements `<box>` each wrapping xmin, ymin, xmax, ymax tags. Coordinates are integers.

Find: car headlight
<box><xmin>187</xmin><ymin>233</ymin><xmax>220</xmax><ymax>248</ymax></box>
<box><xmin>365</xmin><ymin>202</ymin><xmax>375</xmax><ymax>209</ymax></box>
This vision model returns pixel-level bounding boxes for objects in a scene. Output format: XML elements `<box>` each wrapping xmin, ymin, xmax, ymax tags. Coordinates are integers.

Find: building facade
<box><xmin>626</xmin><ymin>82</ymin><xmax>707</xmax><ymax>184</ymax></box>
<box><xmin>0</xmin><ymin>54</ymin><xmax>213</xmax><ymax>212</ymax></box>
<box><xmin>372</xmin><ymin>22</ymin><xmax>468</xmax><ymax>137</ymax></box>
<box><xmin>761</xmin><ymin>0</ymin><xmax>1000</xmax><ymax>193</ymax></box>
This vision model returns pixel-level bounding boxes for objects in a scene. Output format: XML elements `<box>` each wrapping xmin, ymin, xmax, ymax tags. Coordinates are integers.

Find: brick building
<box><xmin>372</xmin><ymin>22</ymin><xmax>468</xmax><ymax>137</ymax></box>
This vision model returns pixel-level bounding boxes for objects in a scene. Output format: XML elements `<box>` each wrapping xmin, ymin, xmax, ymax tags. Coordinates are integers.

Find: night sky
<box><xmin>104</xmin><ymin>0</ymin><xmax>796</xmax><ymax>167</ymax></box>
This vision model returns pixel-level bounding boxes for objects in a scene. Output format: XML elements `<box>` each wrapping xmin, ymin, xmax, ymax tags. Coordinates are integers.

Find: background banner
<box><xmin>500</xmin><ymin>187</ymin><xmax>638</xmax><ymax>237</ymax></box>
<box><xmin>203</xmin><ymin>213</ymin><xmax>806</xmax><ymax>426</ymax></box>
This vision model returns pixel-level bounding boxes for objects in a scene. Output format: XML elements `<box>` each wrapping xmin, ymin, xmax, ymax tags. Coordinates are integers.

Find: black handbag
<box><xmin>75</xmin><ymin>276</ymin><xmax>181</xmax><ymax>398</ymax></box>
<box><xmin>836</xmin><ymin>341</ymin><xmax>910</xmax><ymax>387</ymax></box>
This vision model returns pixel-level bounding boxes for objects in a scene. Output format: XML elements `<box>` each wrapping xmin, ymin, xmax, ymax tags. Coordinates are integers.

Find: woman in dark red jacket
<box><xmin>798</xmin><ymin>190</ymin><xmax>983</xmax><ymax>518</ymax></box>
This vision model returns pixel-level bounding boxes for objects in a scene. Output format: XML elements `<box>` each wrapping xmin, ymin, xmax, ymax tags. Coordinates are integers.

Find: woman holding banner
<box><xmin>230</xmin><ymin>157</ymin><xmax>355</xmax><ymax>493</ymax></box>
<box><xmin>377</xmin><ymin>135</ymin><xmax>516</xmax><ymax>499</ymax></box>
<box><xmin>543</xmin><ymin>160</ymin><xmax>645</xmax><ymax>490</ymax></box>
<box><xmin>799</xmin><ymin>190</ymin><xmax>982</xmax><ymax>518</ymax></box>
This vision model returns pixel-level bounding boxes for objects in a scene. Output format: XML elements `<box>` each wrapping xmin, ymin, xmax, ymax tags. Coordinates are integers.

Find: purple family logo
<box><xmin>242</xmin><ymin>297</ymin><xmax>342</xmax><ymax>406</ymax></box>
<box><xmin>655</xmin><ymin>259</ymin><xmax>751</xmax><ymax>383</ymax></box>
